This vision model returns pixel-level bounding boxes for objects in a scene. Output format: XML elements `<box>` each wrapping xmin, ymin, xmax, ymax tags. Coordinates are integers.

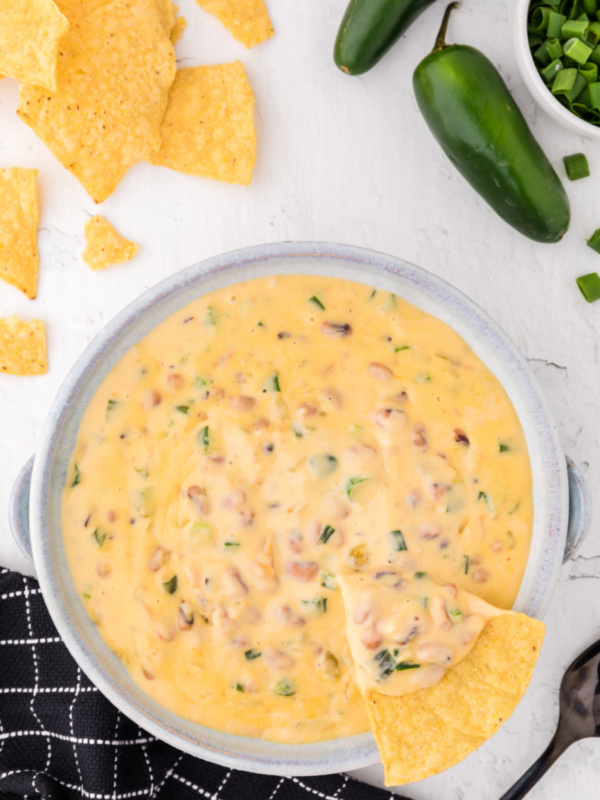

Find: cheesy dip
<box><xmin>62</xmin><ymin>274</ymin><xmax>533</xmax><ymax>743</ymax></box>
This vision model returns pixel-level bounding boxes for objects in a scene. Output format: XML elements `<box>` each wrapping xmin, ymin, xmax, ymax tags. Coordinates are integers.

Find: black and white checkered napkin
<box><xmin>0</xmin><ymin>568</ymin><xmax>408</xmax><ymax>800</ymax></box>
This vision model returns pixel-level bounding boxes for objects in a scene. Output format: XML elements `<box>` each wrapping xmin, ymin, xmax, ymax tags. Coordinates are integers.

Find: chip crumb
<box><xmin>150</xmin><ymin>62</ymin><xmax>256</xmax><ymax>185</ymax></box>
<box><xmin>18</xmin><ymin>0</ymin><xmax>176</xmax><ymax>203</ymax></box>
<box><xmin>0</xmin><ymin>168</ymin><xmax>40</xmax><ymax>299</ymax></box>
<box><xmin>83</xmin><ymin>216</ymin><xmax>139</xmax><ymax>270</ymax></box>
<box><xmin>0</xmin><ymin>316</ymin><xmax>47</xmax><ymax>375</ymax></box>
<box><xmin>364</xmin><ymin>613</ymin><xmax>545</xmax><ymax>786</ymax></box>
<box><xmin>195</xmin><ymin>0</ymin><xmax>273</xmax><ymax>48</ymax></box>
<box><xmin>0</xmin><ymin>0</ymin><xmax>69</xmax><ymax>91</ymax></box>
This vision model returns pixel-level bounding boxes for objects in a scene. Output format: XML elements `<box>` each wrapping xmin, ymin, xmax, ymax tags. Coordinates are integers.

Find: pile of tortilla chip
<box><xmin>0</xmin><ymin>0</ymin><xmax>272</xmax><ymax>377</ymax></box>
<box><xmin>8</xmin><ymin>0</ymin><xmax>268</xmax><ymax>203</ymax></box>
<box><xmin>360</xmin><ymin>613</ymin><xmax>545</xmax><ymax>786</ymax></box>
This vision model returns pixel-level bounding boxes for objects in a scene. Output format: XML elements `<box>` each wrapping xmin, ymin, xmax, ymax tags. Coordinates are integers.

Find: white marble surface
<box><xmin>0</xmin><ymin>0</ymin><xmax>599</xmax><ymax>797</ymax></box>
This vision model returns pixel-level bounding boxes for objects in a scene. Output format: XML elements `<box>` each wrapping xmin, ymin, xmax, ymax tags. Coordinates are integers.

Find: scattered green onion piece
<box><xmin>562</xmin><ymin>19</ymin><xmax>589</xmax><ymax>38</ymax></box>
<box><xmin>464</xmin><ymin>555</ymin><xmax>470</xmax><ymax>575</ymax></box>
<box><xmin>588</xmin><ymin>79</ymin><xmax>600</xmax><ymax>104</ymax></box>
<box><xmin>374</xmin><ymin>650</ymin><xmax>397</xmax><ymax>680</ymax></box>
<box><xmin>576</xmin><ymin>271</ymin><xmax>600</xmax><ymax>301</ymax></box>
<box><xmin>547</xmin><ymin>37</ymin><xmax>565</xmax><ymax>58</ymax></box>
<box><xmin>263</xmin><ymin>373</ymin><xmax>281</xmax><ymax>392</ymax></box>
<box><xmin>499</xmin><ymin>442</ymin><xmax>511</xmax><ymax>453</ymax></box>
<box><xmin>319</xmin><ymin>524</ymin><xmax>336</xmax><ymax>544</ymax></box>
<box><xmin>345</xmin><ymin>476</ymin><xmax>369</xmax><ymax>499</ymax></box>
<box><xmin>163</xmin><ymin>575</ymin><xmax>178</xmax><ymax>594</ymax></box>
<box><xmin>535</xmin><ymin>40</ymin><xmax>552</xmax><ymax>64</ymax></box>
<box><xmin>234</xmin><ymin>683</ymin><xmax>245</xmax><ymax>692</ymax></box>
<box><xmin>309</xmin><ymin>453</ymin><xmax>338</xmax><ymax>478</ymax></box>
<box><xmin>273</xmin><ymin>678</ymin><xmax>295</xmax><ymax>696</ymax></box>
<box><xmin>548</xmin><ymin>9</ymin><xmax>567</xmax><ymax>36</ymax></box>
<box><xmin>92</xmin><ymin>528</ymin><xmax>106</xmax><ymax>548</ymax></box>
<box><xmin>106</xmin><ymin>399</ymin><xmax>119</xmax><ymax>414</ymax></box>
<box><xmin>176</xmin><ymin>405</ymin><xmax>189</xmax><ymax>415</ymax></box>
<box><xmin>566</xmin><ymin>71</ymin><xmax>588</xmax><ymax>98</ymax></box>
<box><xmin>587</xmin><ymin>228</ymin><xmax>600</xmax><ymax>254</ymax></box>
<box><xmin>244</xmin><ymin>649</ymin><xmax>262</xmax><ymax>660</ymax></box>
<box><xmin>564</xmin><ymin>36</ymin><xmax>593</xmax><ymax>62</ymax></box>
<box><xmin>224</xmin><ymin>541</ymin><xmax>240</xmax><ymax>548</ymax></box>
<box><xmin>198</xmin><ymin>425</ymin><xmax>210</xmax><ymax>452</ymax></box>
<box><xmin>302</xmin><ymin>596</ymin><xmax>327</xmax><ymax>614</ymax></box>
<box><xmin>71</xmin><ymin>463</ymin><xmax>81</xmax><ymax>488</ymax></box>
<box><xmin>390</xmin><ymin>529</ymin><xmax>408</xmax><ymax>552</ymax></box>
<box><xmin>396</xmin><ymin>661</ymin><xmax>421</xmax><ymax>672</ymax></box>
<box><xmin>414</xmin><ymin>571</ymin><xmax>427</xmax><ymax>579</ymax></box>
<box><xmin>580</xmin><ymin>60</ymin><xmax>599</xmax><ymax>79</ymax></box>
<box><xmin>586</xmin><ymin>20</ymin><xmax>600</xmax><ymax>42</ymax></box>
<box><xmin>308</xmin><ymin>295</ymin><xmax>325</xmax><ymax>310</ymax></box>
<box><xmin>588</xmin><ymin>43</ymin><xmax>600</xmax><ymax>63</ymax></box>
<box><xmin>531</xmin><ymin>5</ymin><xmax>552</xmax><ymax>30</ymax></box>
<box><xmin>541</xmin><ymin>57</ymin><xmax>564</xmax><ymax>81</ymax></box>
<box><xmin>205</xmin><ymin>306</ymin><xmax>217</xmax><ymax>326</ymax></box>
<box><xmin>320</xmin><ymin>572</ymin><xmax>338</xmax><ymax>590</ymax></box>
<box><xmin>563</xmin><ymin>152</ymin><xmax>590</xmax><ymax>179</ymax></box>
<box><xmin>553</xmin><ymin>66</ymin><xmax>577</xmax><ymax>93</ymax></box>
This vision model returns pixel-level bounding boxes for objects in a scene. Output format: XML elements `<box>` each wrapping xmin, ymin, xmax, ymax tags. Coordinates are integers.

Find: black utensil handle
<box><xmin>499</xmin><ymin>735</ymin><xmax>568</xmax><ymax>800</ymax></box>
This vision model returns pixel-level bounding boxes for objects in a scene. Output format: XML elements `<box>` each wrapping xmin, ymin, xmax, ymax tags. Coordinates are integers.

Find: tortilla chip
<box><xmin>55</xmin><ymin>0</ymin><xmax>177</xmax><ymax>35</ymax></box>
<box><xmin>83</xmin><ymin>215</ymin><xmax>139</xmax><ymax>270</ymax></box>
<box><xmin>18</xmin><ymin>0</ymin><xmax>176</xmax><ymax>203</ymax></box>
<box><xmin>0</xmin><ymin>168</ymin><xmax>39</xmax><ymax>299</ymax></box>
<box><xmin>196</xmin><ymin>0</ymin><xmax>273</xmax><ymax>48</ymax></box>
<box><xmin>364</xmin><ymin>613</ymin><xmax>545</xmax><ymax>786</ymax></box>
<box><xmin>0</xmin><ymin>316</ymin><xmax>47</xmax><ymax>375</ymax></box>
<box><xmin>0</xmin><ymin>0</ymin><xmax>69</xmax><ymax>91</ymax></box>
<box><xmin>150</xmin><ymin>62</ymin><xmax>256</xmax><ymax>185</ymax></box>
<box><xmin>170</xmin><ymin>14</ymin><xmax>187</xmax><ymax>43</ymax></box>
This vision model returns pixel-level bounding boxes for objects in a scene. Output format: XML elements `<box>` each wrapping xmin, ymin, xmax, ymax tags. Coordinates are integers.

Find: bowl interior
<box><xmin>30</xmin><ymin>242</ymin><xmax>568</xmax><ymax>775</ymax></box>
<box><xmin>514</xmin><ymin>0</ymin><xmax>600</xmax><ymax>139</ymax></box>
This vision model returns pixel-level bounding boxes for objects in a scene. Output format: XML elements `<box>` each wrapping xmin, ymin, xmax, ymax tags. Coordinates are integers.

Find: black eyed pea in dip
<box><xmin>337</xmin><ymin>568</ymin><xmax>504</xmax><ymax>696</ymax></box>
<box><xmin>61</xmin><ymin>274</ymin><xmax>533</xmax><ymax>743</ymax></box>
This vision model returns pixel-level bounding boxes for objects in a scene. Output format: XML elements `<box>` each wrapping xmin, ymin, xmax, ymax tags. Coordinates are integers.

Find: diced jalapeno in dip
<box><xmin>61</xmin><ymin>275</ymin><xmax>533</xmax><ymax>744</ymax></box>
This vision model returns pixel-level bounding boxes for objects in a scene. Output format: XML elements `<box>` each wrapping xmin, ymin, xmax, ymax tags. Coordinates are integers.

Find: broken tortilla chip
<box><xmin>0</xmin><ymin>316</ymin><xmax>47</xmax><ymax>375</ymax></box>
<box><xmin>56</xmin><ymin>0</ymin><xmax>180</xmax><ymax>37</ymax></box>
<box><xmin>364</xmin><ymin>613</ymin><xmax>545</xmax><ymax>786</ymax></box>
<box><xmin>18</xmin><ymin>0</ymin><xmax>176</xmax><ymax>203</ymax></box>
<box><xmin>196</xmin><ymin>0</ymin><xmax>273</xmax><ymax>48</ymax></box>
<box><xmin>150</xmin><ymin>62</ymin><xmax>256</xmax><ymax>185</ymax></box>
<box><xmin>170</xmin><ymin>14</ymin><xmax>187</xmax><ymax>43</ymax></box>
<box><xmin>0</xmin><ymin>168</ymin><xmax>39</xmax><ymax>299</ymax></box>
<box><xmin>83</xmin><ymin>216</ymin><xmax>139</xmax><ymax>270</ymax></box>
<box><xmin>0</xmin><ymin>0</ymin><xmax>69</xmax><ymax>91</ymax></box>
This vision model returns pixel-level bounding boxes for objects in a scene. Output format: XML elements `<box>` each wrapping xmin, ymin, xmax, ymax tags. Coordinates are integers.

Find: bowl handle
<box><xmin>9</xmin><ymin>456</ymin><xmax>34</xmax><ymax>563</ymax></box>
<box><xmin>564</xmin><ymin>456</ymin><xmax>592</xmax><ymax>563</ymax></box>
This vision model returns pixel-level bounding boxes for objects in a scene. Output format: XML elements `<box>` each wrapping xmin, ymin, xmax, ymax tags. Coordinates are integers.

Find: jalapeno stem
<box><xmin>433</xmin><ymin>2</ymin><xmax>459</xmax><ymax>52</ymax></box>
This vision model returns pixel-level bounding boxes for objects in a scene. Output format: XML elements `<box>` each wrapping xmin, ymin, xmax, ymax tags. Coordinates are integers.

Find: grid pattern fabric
<box><xmin>0</xmin><ymin>568</ymin><xmax>407</xmax><ymax>800</ymax></box>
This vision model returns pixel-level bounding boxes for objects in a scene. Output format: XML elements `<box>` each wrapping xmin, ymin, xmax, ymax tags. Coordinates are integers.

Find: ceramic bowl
<box><xmin>9</xmin><ymin>242</ymin><xmax>592</xmax><ymax>776</ymax></box>
<box><xmin>515</xmin><ymin>0</ymin><xmax>600</xmax><ymax>140</ymax></box>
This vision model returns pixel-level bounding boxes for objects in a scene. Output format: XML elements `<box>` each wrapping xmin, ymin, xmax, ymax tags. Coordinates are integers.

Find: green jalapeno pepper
<box><xmin>334</xmin><ymin>0</ymin><xmax>439</xmax><ymax>76</ymax></box>
<box><xmin>413</xmin><ymin>3</ymin><xmax>570</xmax><ymax>243</ymax></box>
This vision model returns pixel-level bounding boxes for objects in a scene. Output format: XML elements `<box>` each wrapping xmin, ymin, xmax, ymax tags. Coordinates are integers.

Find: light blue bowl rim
<box><xmin>29</xmin><ymin>241</ymin><xmax>569</xmax><ymax>776</ymax></box>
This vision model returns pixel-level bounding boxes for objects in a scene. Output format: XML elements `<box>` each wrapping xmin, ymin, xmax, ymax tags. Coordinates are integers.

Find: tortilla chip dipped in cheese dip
<box><xmin>61</xmin><ymin>274</ymin><xmax>535</xmax><ymax>745</ymax></box>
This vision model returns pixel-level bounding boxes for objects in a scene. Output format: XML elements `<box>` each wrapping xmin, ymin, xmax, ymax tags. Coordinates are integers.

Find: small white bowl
<box><xmin>515</xmin><ymin>0</ymin><xmax>600</xmax><ymax>140</ymax></box>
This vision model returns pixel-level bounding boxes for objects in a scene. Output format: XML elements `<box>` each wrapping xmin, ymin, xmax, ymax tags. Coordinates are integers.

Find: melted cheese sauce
<box><xmin>338</xmin><ymin>568</ymin><xmax>504</xmax><ymax>696</ymax></box>
<box><xmin>61</xmin><ymin>274</ymin><xmax>533</xmax><ymax>743</ymax></box>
